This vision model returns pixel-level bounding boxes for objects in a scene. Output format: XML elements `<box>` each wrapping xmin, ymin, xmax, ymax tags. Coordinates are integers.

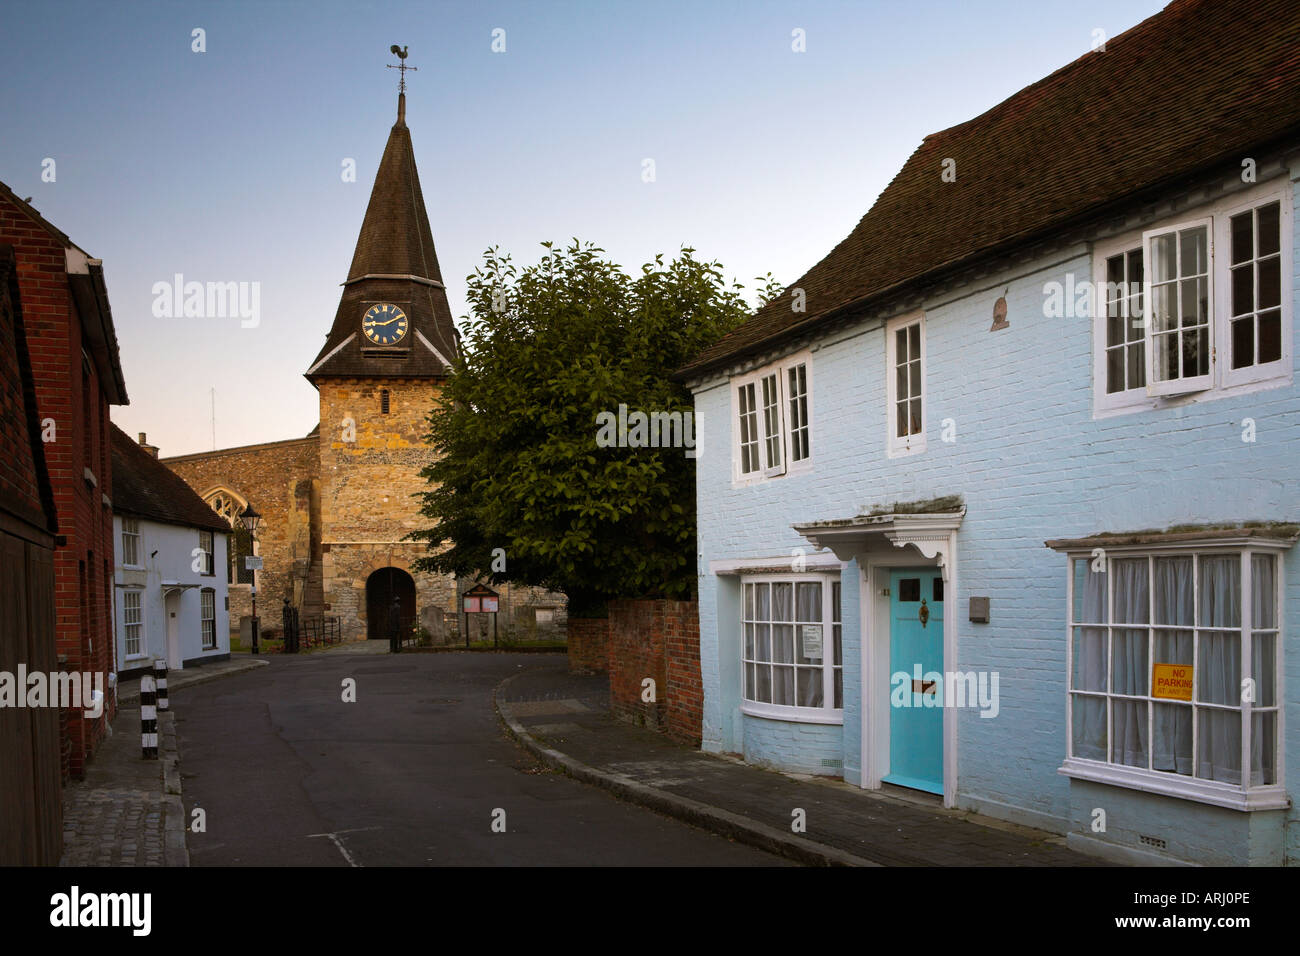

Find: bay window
<box><xmin>742</xmin><ymin>573</ymin><xmax>841</xmax><ymax>720</ymax></box>
<box><xmin>1060</xmin><ymin>541</ymin><xmax>1286</xmax><ymax>809</ymax></box>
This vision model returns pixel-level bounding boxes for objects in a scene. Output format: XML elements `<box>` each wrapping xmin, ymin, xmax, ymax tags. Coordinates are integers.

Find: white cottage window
<box><xmin>121</xmin><ymin>517</ymin><xmax>141</xmax><ymax>568</ymax></box>
<box><xmin>1092</xmin><ymin>182</ymin><xmax>1292</xmax><ymax>416</ymax></box>
<box><xmin>201</xmin><ymin>589</ymin><xmax>216</xmax><ymax>650</ymax></box>
<box><xmin>885</xmin><ymin>313</ymin><xmax>925</xmax><ymax>457</ymax></box>
<box><xmin>1062</xmin><ymin>544</ymin><xmax>1286</xmax><ymax>810</ymax></box>
<box><xmin>198</xmin><ymin>530</ymin><xmax>215</xmax><ymax>576</ymax></box>
<box><xmin>787</xmin><ymin>363</ymin><xmax>811</xmax><ymax>463</ymax></box>
<box><xmin>732</xmin><ymin>353</ymin><xmax>813</xmax><ymax>482</ymax></box>
<box><xmin>123</xmin><ymin>590</ymin><xmax>143</xmax><ymax>658</ymax></box>
<box><xmin>741</xmin><ymin>574</ymin><xmax>842</xmax><ymax>720</ymax></box>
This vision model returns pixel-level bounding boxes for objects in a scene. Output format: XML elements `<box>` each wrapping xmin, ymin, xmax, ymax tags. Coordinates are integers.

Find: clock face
<box><xmin>362</xmin><ymin>303</ymin><xmax>409</xmax><ymax>345</ymax></box>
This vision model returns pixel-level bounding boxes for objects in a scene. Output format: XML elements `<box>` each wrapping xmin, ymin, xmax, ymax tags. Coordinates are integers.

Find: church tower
<box><xmin>305</xmin><ymin>57</ymin><xmax>458</xmax><ymax>641</ymax></box>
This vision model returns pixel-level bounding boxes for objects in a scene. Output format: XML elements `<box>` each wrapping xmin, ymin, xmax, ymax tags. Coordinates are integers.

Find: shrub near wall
<box><xmin>607</xmin><ymin>599</ymin><xmax>702</xmax><ymax>746</ymax></box>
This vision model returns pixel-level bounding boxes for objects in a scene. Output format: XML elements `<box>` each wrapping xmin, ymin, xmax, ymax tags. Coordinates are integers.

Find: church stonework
<box><xmin>317</xmin><ymin>377</ymin><xmax>452</xmax><ymax>641</ymax></box>
<box><xmin>160</xmin><ymin>82</ymin><xmax>566</xmax><ymax>643</ymax></box>
<box><xmin>163</xmin><ymin>436</ymin><xmax>320</xmax><ymax>631</ymax></box>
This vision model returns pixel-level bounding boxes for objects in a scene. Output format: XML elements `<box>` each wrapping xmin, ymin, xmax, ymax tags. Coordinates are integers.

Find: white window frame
<box><xmin>201</xmin><ymin>588</ymin><xmax>216</xmax><ymax>650</ymax></box>
<box><xmin>758</xmin><ymin>370</ymin><xmax>786</xmax><ymax>478</ymax></box>
<box><xmin>121</xmin><ymin>517</ymin><xmax>141</xmax><ymax>569</ymax></box>
<box><xmin>1059</xmin><ymin>541</ymin><xmax>1287</xmax><ymax>811</ymax></box>
<box><xmin>786</xmin><ymin>361</ymin><xmax>811</xmax><ymax>465</ymax></box>
<box><xmin>1220</xmin><ymin>191</ymin><xmax>1291</xmax><ymax>390</ymax></box>
<box><xmin>123</xmin><ymin>589</ymin><xmax>145</xmax><ymax>659</ymax></box>
<box><xmin>740</xmin><ymin>572</ymin><xmax>843</xmax><ymax>724</ymax></box>
<box><xmin>198</xmin><ymin>530</ymin><xmax>214</xmax><ymax>576</ymax></box>
<box><xmin>1092</xmin><ymin>178</ymin><xmax>1293</xmax><ymax>417</ymax></box>
<box><xmin>885</xmin><ymin>312</ymin><xmax>926</xmax><ymax>458</ymax></box>
<box><xmin>1142</xmin><ymin>215</ymin><xmax>1214</xmax><ymax>397</ymax></box>
<box><xmin>730</xmin><ymin>350</ymin><xmax>814</xmax><ymax>484</ymax></box>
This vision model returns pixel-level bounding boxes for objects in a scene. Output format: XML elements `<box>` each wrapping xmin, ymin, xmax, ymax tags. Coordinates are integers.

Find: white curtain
<box><xmin>1112</xmin><ymin>559</ymin><xmax>1149</xmax><ymax>768</ymax></box>
<box><xmin>772</xmin><ymin>583</ymin><xmax>794</xmax><ymax>706</ymax></box>
<box><xmin>1195</xmin><ymin>556</ymin><xmax>1239</xmax><ymax>784</ymax></box>
<box><xmin>795</xmin><ymin>582</ymin><xmax>823</xmax><ymax>707</ymax></box>
<box><xmin>1074</xmin><ymin>562</ymin><xmax>1108</xmax><ymax>761</ymax></box>
<box><xmin>1152</xmin><ymin>557</ymin><xmax>1194</xmax><ymax>775</ymax></box>
<box><xmin>754</xmin><ymin>584</ymin><xmax>771</xmax><ymax>702</ymax></box>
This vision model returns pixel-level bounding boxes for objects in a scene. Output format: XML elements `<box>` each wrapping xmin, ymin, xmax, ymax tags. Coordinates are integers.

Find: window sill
<box><xmin>886</xmin><ymin>438</ymin><xmax>926</xmax><ymax>460</ymax></box>
<box><xmin>1093</xmin><ymin>370</ymin><xmax>1291</xmax><ymax>419</ymax></box>
<box><xmin>731</xmin><ymin>460</ymin><xmax>814</xmax><ymax>488</ymax></box>
<box><xmin>1059</xmin><ymin>757</ymin><xmax>1289</xmax><ymax>811</ymax></box>
<box><xmin>741</xmin><ymin>702</ymin><xmax>843</xmax><ymax>725</ymax></box>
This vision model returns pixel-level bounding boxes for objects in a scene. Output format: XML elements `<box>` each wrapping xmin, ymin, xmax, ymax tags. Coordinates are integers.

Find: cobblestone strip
<box><xmin>58</xmin><ymin>705</ymin><xmax>190</xmax><ymax>867</ymax></box>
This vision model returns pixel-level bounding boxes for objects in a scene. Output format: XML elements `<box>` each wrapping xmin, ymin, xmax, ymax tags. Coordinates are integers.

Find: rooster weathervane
<box><xmin>387</xmin><ymin>45</ymin><xmax>417</xmax><ymax>94</ymax></box>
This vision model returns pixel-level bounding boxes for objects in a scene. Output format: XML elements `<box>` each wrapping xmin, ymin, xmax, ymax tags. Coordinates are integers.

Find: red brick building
<box><xmin>0</xmin><ymin>182</ymin><xmax>129</xmax><ymax>778</ymax></box>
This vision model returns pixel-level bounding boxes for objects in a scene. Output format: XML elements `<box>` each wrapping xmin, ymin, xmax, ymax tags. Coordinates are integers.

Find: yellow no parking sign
<box><xmin>1152</xmin><ymin>663</ymin><xmax>1194</xmax><ymax>701</ymax></box>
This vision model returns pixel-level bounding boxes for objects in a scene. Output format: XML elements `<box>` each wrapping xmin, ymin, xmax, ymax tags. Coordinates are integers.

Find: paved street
<box><xmin>176</xmin><ymin>651</ymin><xmax>787</xmax><ymax>866</ymax></box>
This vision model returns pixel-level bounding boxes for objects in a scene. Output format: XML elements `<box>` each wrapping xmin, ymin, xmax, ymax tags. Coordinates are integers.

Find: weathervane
<box><xmin>387</xmin><ymin>45</ymin><xmax>417</xmax><ymax>95</ymax></box>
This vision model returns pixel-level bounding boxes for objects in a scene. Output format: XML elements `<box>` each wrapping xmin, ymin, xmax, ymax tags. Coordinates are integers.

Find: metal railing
<box><xmin>280</xmin><ymin>600</ymin><xmax>341</xmax><ymax>652</ymax></box>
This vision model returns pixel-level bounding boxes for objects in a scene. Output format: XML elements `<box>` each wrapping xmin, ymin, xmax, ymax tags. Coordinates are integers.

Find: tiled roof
<box><xmin>0</xmin><ymin>180</ymin><xmax>129</xmax><ymax>404</ymax></box>
<box><xmin>110</xmin><ymin>424</ymin><xmax>230</xmax><ymax>533</ymax></box>
<box><xmin>680</xmin><ymin>0</ymin><xmax>1300</xmax><ymax>378</ymax></box>
<box><xmin>306</xmin><ymin>94</ymin><xmax>459</xmax><ymax>382</ymax></box>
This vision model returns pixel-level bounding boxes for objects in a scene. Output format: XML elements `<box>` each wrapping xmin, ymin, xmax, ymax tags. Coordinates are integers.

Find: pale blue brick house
<box><xmin>678</xmin><ymin>0</ymin><xmax>1300</xmax><ymax>865</ymax></box>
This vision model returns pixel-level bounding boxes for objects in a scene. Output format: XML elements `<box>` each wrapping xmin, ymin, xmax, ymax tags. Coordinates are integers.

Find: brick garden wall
<box><xmin>566</xmin><ymin>616</ymin><xmax>609</xmax><ymax>674</ymax></box>
<box><xmin>607</xmin><ymin>599</ymin><xmax>701</xmax><ymax>745</ymax></box>
<box><xmin>663</xmin><ymin>600</ymin><xmax>702</xmax><ymax>747</ymax></box>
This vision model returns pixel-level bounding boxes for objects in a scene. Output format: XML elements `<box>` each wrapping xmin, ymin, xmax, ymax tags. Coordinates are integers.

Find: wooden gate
<box><xmin>0</xmin><ymin>530</ymin><xmax>63</xmax><ymax>864</ymax></box>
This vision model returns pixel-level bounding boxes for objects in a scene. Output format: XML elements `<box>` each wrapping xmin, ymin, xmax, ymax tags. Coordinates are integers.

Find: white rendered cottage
<box><xmin>111</xmin><ymin>425</ymin><xmax>230</xmax><ymax>676</ymax></box>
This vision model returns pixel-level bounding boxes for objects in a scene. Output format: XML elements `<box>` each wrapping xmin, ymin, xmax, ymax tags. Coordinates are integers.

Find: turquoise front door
<box><xmin>883</xmin><ymin>569</ymin><xmax>944</xmax><ymax>795</ymax></box>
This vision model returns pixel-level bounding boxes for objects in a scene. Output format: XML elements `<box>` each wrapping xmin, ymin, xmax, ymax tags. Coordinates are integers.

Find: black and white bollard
<box><xmin>154</xmin><ymin>659</ymin><xmax>169</xmax><ymax>712</ymax></box>
<box><xmin>140</xmin><ymin>672</ymin><xmax>158</xmax><ymax>759</ymax></box>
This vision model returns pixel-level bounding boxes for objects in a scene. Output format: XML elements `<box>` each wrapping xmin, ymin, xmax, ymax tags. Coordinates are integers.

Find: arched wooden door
<box><xmin>365</xmin><ymin>567</ymin><xmax>415</xmax><ymax>641</ymax></box>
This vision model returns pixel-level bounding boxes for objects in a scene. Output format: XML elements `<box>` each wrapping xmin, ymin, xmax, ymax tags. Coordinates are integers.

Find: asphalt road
<box><xmin>176</xmin><ymin>651</ymin><xmax>787</xmax><ymax>866</ymax></box>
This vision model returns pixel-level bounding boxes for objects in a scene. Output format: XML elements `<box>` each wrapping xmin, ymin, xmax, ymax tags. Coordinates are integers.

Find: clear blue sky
<box><xmin>0</xmin><ymin>0</ymin><xmax>1166</xmax><ymax>455</ymax></box>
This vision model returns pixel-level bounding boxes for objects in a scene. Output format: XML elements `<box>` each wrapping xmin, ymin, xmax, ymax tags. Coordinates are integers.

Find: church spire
<box><xmin>305</xmin><ymin>47</ymin><xmax>458</xmax><ymax>384</ymax></box>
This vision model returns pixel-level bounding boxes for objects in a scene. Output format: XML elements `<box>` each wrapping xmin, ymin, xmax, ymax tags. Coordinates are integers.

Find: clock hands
<box><xmin>365</xmin><ymin>315</ymin><xmax>405</xmax><ymax>328</ymax></box>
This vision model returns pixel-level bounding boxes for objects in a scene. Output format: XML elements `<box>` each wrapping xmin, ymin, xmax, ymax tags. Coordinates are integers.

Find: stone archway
<box><xmin>365</xmin><ymin>567</ymin><xmax>416</xmax><ymax>641</ymax></box>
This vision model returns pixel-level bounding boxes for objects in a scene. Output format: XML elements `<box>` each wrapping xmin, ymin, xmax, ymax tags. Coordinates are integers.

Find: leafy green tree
<box><xmin>408</xmin><ymin>240</ymin><xmax>778</xmax><ymax>615</ymax></box>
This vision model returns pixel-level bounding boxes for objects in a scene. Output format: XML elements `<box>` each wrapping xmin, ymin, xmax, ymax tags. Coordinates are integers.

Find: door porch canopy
<box><xmin>792</xmin><ymin>497</ymin><xmax>965</xmax><ymax>580</ymax></box>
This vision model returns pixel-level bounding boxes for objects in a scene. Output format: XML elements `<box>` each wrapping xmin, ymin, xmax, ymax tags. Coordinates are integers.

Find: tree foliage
<box><xmin>408</xmin><ymin>240</ymin><xmax>775</xmax><ymax>615</ymax></box>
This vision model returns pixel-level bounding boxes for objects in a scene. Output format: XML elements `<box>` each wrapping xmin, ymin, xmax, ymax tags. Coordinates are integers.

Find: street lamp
<box><xmin>239</xmin><ymin>504</ymin><xmax>261</xmax><ymax>653</ymax></box>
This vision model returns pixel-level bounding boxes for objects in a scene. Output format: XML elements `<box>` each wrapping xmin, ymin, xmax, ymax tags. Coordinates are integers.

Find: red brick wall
<box><xmin>607</xmin><ymin>599</ymin><xmax>701</xmax><ymax>745</ymax></box>
<box><xmin>2</xmin><ymin>196</ymin><xmax>118</xmax><ymax>777</ymax></box>
<box><xmin>566</xmin><ymin>616</ymin><xmax>609</xmax><ymax>674</ymax></box>
<box><xmin>0</xmin><ymin>251</ymin><xmax>46</xmax><ymax>524</ymax></box>
<box><xmin>663</xmin><ymin>600</ymin><xmax>702</xmax><ymax>747</ymax></box>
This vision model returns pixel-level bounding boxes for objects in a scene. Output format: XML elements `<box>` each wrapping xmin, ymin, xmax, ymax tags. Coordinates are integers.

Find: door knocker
<box><xmin>919</xmin><ymin>598</ymin><xmax>930</xmax><ymax>628</ymax></box>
